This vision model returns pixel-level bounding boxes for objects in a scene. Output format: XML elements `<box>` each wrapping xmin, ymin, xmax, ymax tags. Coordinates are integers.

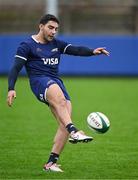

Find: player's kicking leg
<box><xmin>46</xmin><ymin>84</ymin><xmax>93</xmax><ymax>143</ymax></box>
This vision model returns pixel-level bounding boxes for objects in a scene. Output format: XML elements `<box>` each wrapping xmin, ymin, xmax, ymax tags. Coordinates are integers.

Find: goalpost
<box><xmin>45</xmin><ymin>0</ymin><xmax>58</xmax><ymax>17</ymax></box>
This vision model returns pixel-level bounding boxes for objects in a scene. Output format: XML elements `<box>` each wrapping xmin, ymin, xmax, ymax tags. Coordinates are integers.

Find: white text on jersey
<box><xmin>41</xmin><ymin>58</ymin><xmax>59</xmax><ymax>65</ymax></box>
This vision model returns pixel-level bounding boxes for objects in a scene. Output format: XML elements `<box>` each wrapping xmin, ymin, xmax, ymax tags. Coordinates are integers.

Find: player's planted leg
<box><xmin>43</xmin><ymin>124</ymin><xmax>69</xmax><ymax>172</ymax></box>
<box><xmin>43</xmin><ymin>100</ymin><xmax>71</xmax><ymax>172</ymax></box>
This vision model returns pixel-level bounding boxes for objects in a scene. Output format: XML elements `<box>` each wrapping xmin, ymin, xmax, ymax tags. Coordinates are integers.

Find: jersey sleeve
<box><xmin>56</xmin><ymin>39</ymin><xmax>94</xmax><ymax>56</ymax></box>
<box><xmin>8</xmin><ymin>58</ymin><xmax>26</xmax><ymax>91</ymax></box>
<box><xmin>56</xmin><ymin>39</ymin><xmax>72</xmax><ymax>54</ymax></box>
<box><xmin>15</xmin><ymin>42</ymin><xmax>30</xmax><ymax>61</ymax></box>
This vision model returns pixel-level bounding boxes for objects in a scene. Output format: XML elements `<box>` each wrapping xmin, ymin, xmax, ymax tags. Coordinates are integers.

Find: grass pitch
<box><xmin>0</xmin><ymin>77</ymin><xmax>138</xmax><ymax>179</ymax></box>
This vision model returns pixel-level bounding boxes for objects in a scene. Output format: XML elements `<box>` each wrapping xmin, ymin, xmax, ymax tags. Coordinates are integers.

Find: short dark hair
<box><xmin>39</xmin><ymin>14</ymin><xmax>59</xmax><ymax>25</ymax></box>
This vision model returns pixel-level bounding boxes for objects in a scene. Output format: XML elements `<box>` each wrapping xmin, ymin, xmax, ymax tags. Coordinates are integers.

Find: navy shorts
<box><xmin>29</xmin><ymin>76</ymin><xmax>70</xmax><ymax>105</ymax></box>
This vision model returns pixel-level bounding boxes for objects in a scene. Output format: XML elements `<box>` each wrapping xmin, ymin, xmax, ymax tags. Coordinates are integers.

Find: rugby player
<box><xmin>7</xmin><ymin>14</ymin><xmax>109</xmax><ymax>172</ymax></box>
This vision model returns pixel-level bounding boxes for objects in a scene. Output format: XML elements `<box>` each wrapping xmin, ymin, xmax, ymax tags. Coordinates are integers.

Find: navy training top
<box><xmin>15</xmin><ymin>36</ymin><xmax>70</xmax><ymax>78</ymax></box>
<box><xmin>8</xmin><ymin>36</ymin><xmax>94</xmax><ymax>90</ymax></box>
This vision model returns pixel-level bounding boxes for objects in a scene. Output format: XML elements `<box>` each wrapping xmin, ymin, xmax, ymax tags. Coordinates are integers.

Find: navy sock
<box><xmin>66</xmin><ymin>123</ymin><xmax>78</xmax><ymax>134</ymax></box>
<box><xmin>47</xmin><ymin>152</ymin><xmax>59</xmax><ymax>164</ymax></box>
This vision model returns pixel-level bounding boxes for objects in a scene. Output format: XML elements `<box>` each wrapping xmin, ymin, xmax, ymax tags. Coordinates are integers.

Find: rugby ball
<box><xmin>87</xmin><ymin>112</ymin><xmax>110</xmax><ymax>133</ymax></box>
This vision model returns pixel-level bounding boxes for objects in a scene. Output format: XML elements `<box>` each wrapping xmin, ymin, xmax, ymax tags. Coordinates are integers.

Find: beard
<box><xmin>43</xmin><ymin>33</ymin><xmax>54</xmax><ymax>42</ymax></box>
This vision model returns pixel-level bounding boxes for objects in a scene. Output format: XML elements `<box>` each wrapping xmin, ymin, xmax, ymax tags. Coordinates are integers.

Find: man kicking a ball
<box><xmin>7</xmin><ymin>14</ymin><xmax>109</xmax><ymax>172</ymax></box>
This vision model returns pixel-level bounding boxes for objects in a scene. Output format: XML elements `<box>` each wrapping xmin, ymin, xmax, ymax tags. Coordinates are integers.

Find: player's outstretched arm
<box><xmin>7</xmin><ymin>90</ymin><xmax>16</xmax><ymax>107</ymax></box>
<box><xmin>93</xmin><ymin>47</ymin><xmax>110</xmax><ymax>56</ymax></box>
<box><xmin>64</xmin><ymin>45</ymin><xmax>109</xmax><ymax>56</ymax></box>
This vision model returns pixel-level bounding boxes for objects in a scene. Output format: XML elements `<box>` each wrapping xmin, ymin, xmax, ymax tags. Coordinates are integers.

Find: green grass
<box><xmin>0</xmin><ymin>77</ymin><xmax>138</xmax><ymax>179</ymax></box>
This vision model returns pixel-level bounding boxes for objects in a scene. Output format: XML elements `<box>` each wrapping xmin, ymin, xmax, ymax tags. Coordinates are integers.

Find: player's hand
<box><xmin>93</xmin><ymin>47</ymin><xmax>110</xmax><ymax>56</ymax></box>
<box><xmin>7</xmin><ymin>90</ymin><xmax>16</xmax><ymax>107</ymax></box>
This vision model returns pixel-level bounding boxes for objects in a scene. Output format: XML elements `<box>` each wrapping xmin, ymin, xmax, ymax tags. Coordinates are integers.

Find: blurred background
<box><xmin>0</xmin><ymin>0</ymin><xmax>138</xmax><ymax>75</ymax></box>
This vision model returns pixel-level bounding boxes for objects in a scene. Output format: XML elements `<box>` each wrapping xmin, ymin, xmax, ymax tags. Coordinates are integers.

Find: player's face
<box><xmin>40</xmin><ymin>21</ymin><xmax>59</xmax><ymax>42</ymax></box>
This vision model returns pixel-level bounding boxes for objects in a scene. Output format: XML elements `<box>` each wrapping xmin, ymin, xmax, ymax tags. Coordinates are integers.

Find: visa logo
<box><xmin>41</xmin><ymin>58</ymin><xmax>59</xmax><ymax>65</ymax></box>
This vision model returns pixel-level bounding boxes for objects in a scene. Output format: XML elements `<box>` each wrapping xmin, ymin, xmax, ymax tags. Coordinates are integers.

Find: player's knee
<box><xmin>52</xmin><ymin>96</ymin><xmax>66</xmax><ymax>110</ymax></box>
<box><xmin>57</xmin><ymin>97</ymin><xmax>66</xmax><ymax>108</ymax></box>
<box><xmin>49</xmin><ymin>95</ymin><xmax>66</xmax><ymax>109</ymax></box>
